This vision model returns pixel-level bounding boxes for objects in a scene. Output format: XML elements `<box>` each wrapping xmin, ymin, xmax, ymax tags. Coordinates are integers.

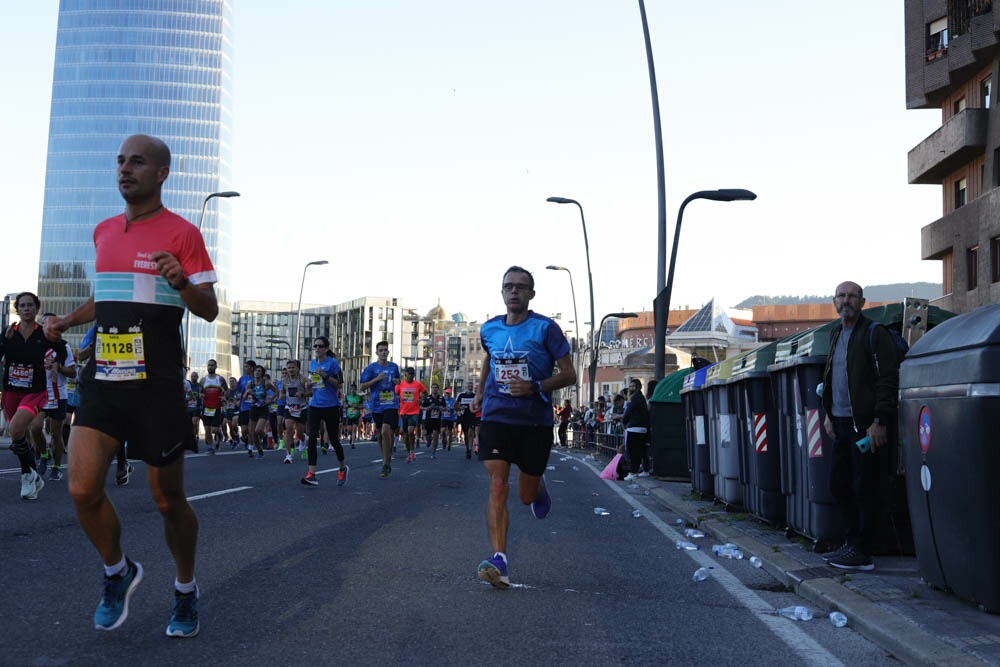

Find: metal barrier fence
<box><xmin>564</xmin><ymin>425</ymin><xmax>624</xmax><ymax>460</ymax></box>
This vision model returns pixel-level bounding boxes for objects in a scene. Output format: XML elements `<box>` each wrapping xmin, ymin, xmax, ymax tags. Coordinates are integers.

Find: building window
<box><xmin>955</xmin><ymin>178</ymin><xmax>968</xmax><ymax>208</ymax></box>
<box><xmin>927</xmin><ymin>17</ymin><xmax>948</xmax><ymax>58</ymax></box>
<box><xmin>968</xmin><ymin>245</ymin><xmax>979</xmax><ymax>290</ymax></box>
<box><xmin>954</xmin><ymin>97</ymin><xmax>966</xmax><ymax>114</ymax></box>
<box><xmin>992</xmin><ymin>237</ymin><xmax>1000</xmax><ymax>283</ymax></box>
<box><xmin>983</xmin><ymin>76</ymin><xmax>992</xmax><ymax>108</ymax></box>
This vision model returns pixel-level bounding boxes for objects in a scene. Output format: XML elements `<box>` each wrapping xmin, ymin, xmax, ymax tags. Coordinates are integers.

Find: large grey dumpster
<box><xmin>681</xmin><ymin>363</ymin><xmax>715</xmax><ymax>496</ymax></box>
<box><xmin>705</xmin><ymin>356</ymin><xmax>743</xmax><ymax>508</ymax></box>
<box><xmin>900</xmin><ymin>302</ymin><xmax>1000</xmax><ymax>611</ymax></box>
<box><xmin>730</xmin><ymin>339</ymin><xmax>784</xmax><ymax>524</ymax></box>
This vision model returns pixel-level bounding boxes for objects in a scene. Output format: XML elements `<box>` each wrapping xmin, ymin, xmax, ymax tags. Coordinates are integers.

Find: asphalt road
<box><xmin>1</xmin><ymin>439</ymin><xmax>897</xmax><ymax>666</ymax></box>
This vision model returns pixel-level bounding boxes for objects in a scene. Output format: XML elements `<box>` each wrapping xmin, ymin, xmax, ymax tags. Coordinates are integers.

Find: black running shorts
<box><xmin>75</xmin><ymin>381</ymin><xmax>195</xmax><ymax>467</ymax></box>
<box><xmin>477</xmin><ymin>421</ymin><xmax>552</xmax><ymax>477</ymax></box>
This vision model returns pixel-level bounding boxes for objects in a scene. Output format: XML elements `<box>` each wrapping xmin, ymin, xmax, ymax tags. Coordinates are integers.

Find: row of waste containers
<box><xmin>648</xmin><ymin>299</ymin><xmax>1000</xmax><ymax>612</ymax></box>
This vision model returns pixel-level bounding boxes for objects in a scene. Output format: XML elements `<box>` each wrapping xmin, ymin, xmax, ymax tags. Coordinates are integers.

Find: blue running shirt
<box><xmin>309</xmin><ymin>357</ymin><xmax>342</xmax><ymax>408</ymax></box>
<box><xmin>480</xmin><ymin>311</ymin><xmax>570</xmax><ymax>426</ymax></box>
<box><xmin>360</xmin><ymin>361</ymin><xmax>401</xmax><ymax>413</ymax></box>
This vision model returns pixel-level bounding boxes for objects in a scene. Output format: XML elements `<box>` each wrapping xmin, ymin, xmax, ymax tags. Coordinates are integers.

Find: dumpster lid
<box><xmin>906</xmin><ymin>302</ymin><xmax>1000</xmax><ymax>358</ymax></box>
<box><xmin>680</xmin><ymin>362</ymin><xmax>717</xmax><ymax>393</ymax></box>
<box><xmin>730</xmin><ymin>339</ymin><xmax>780</xmax><ymax>380</ymax></box>
<box><xmin>650</xmin><ymin>368</ymin><xmax>694</xmax><ymax>403</ymax></box>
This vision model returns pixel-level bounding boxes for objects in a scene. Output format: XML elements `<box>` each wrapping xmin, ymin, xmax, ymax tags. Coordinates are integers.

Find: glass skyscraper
<box><xmin>38</xmin><ymin>0</ymin><xmax>236</xmax><ymax>375</ymax></box>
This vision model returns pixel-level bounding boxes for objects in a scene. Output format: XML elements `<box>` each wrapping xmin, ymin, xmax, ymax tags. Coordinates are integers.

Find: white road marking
<box><xmin>187</xmin><ymin>486</ymin><xmax>252</xmax><ymax>501</ymax></box>
<box><xmin>575</xmin><ymin>456</ymin><xmax>845</xmax><ymax>667</ymax></box>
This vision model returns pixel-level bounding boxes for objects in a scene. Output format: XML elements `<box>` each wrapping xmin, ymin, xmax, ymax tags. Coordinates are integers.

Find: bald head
<box><xmin>833</xmin><ymin>281</ymin><xmax>865</xmax><ymax>326</ymax></box>
<box><xmin>117</xmin><ymin>134</ymin><xmax>171</xmax><ymax>205</ymax></box>
<box><xmin>121</xmin><ymin>134</ymin><xmax>171</xmax><ymax>168</ymax></box>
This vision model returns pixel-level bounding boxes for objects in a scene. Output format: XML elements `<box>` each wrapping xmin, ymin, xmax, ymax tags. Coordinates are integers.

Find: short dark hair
<box><xmin>15</xmin><ymin>292</ymin><xmax>40</xmax><ymax>309</ymax></box>
<box><xmin>502</xmin><ymin>266</ymin><xmax>534</xmax><ymax>290</ymax></box>
<box><xmin>245</xmin><ymin>359</ymin><xmax>256</xmax><ymax>367</ymax></box>
<box><xmin>376</xmin><ymin>340</ymin><xmax>389</xmax><ymax>350</ymax></box>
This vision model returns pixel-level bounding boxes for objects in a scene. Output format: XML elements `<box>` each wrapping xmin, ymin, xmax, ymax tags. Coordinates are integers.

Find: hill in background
<box><xmin>735</xmin><ymin>282</ymin><xmax>941</xmax><ymax>308</ymax></box>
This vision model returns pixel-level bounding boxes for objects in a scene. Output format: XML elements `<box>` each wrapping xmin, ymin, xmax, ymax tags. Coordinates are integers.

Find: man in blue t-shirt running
<box><xmin>359</xmin><ymin>340</ymin><xmax>401</xmax><ymax>479</ymax></box>
<box><xmin>471</xmin><ymin>266</ymin><xmax>576</xmax><ymax>588</ymax></box>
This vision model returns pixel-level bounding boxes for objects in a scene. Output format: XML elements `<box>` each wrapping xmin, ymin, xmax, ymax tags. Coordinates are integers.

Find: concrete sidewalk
<box><xmin>634</xmin><ymin>474</ymin><xmax>1000</xmax><ymax>666</ymax></box>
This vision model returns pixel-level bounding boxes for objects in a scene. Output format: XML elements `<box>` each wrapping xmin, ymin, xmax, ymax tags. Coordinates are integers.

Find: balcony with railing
<box><xmin>949</xmin><ymin>0</ymin><xmax>993</xmax><ymax>38</ymax></box>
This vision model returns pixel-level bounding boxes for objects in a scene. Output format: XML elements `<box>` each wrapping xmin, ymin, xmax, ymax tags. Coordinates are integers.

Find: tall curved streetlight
<box><xmin>184</xmin><ymin>190</ymin><xmax>240</xmax><ymax>369</ymax></box>
<box><xmin>546</xmin><ymin>197</ymin><xmax>595</xmax><ymax>401</ymax></box>
<box><xmin>546</xmin><ymin>265</ymin><xmax>581</xmax><ymax>408</ymax></box>
<box><xmin>294</xmin><ymin>260</ymin><xmax>329</xmax><ymax>361</ymax></box>
<box><xmin>592</xmin><ymin>312</ymin><xmax>638</xmax><ymax>402</ymax></box>
<box><xmin>653</xmin><ymin>189</ymin><xmax>757</xmax><ymax>380</ymax></box>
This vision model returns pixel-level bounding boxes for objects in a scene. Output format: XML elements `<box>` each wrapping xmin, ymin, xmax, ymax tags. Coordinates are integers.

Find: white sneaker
<box><xmin>624</xmin><ymin>473</ymin><xmax>637</xmax><ymax>482</ymax></box>
<box><xmin>21</xmin><ymin>470</ymin><xmax>44</xmax><ymax>500</ymax></box>
<box><xmin>637</xmin><ymin>471</ymin><xmax>651</xmax><ymax>478</ymax></box>
<box><xmin>283</xmin><ymin>454</ymin><xmax>293</xmax><ymax>464</ymax></box>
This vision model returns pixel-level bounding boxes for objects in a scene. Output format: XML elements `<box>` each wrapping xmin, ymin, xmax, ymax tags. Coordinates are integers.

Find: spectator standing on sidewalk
<box><xmin>472</xmin><ymin>266</ymin><xmax>576</xmax><ymax>588</ymax></box>
<box><xmin>556</xmin><ymin>399</ymin><xmax>572</xmax><ymax>448</ymax></box>
<box><xmin>820</xmin><ymin>281</ymin><xmax>899</xmax><ymax>572</ymax></box>
<box><xmin>611</xmin><ymin>379</ymin><xmax>650</xmax><ymax>480</ymax></box>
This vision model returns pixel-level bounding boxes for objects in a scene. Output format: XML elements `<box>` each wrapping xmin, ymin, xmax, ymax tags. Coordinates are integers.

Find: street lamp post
<box><xmin>653</xmin><ymin>189</ymin><xmax>757</xmax><ymax>380</ymax></box>
<box><xmin>184</xmin><ymin>190</ymin><xmax>240</xmax><ymax>370</ymax></box>
<box><xmin>546</xmin><ymin>265</ymin><xmax>581</xmax><ymax>408</ymax></box>
<box><xmin>294</xmin><ymin>260</ymin><xmax>329</xmax><ymax>361</ymax></box>
<box><xmin>546</xmin><ymin>197</ymin><xmax>596</xmax><ymax>402</ymax></box>
<box><xmin>591</xmin><ymin>312</ymin><xmax>638</xmax><ymax>402</ymax></box>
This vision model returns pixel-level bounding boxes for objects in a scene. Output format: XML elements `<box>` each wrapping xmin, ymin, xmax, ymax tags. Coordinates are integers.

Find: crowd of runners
<box><xmin>4</xmin><ymin>336</ymin><xmax>486</xmax><ymax>494</ymax></box>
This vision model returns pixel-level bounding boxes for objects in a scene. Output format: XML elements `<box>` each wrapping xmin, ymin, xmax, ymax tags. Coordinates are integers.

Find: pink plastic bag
<box><xmin>600</xmin><ymin>453</ymin><xmax>623</xmax><ymax>480</ymax></box>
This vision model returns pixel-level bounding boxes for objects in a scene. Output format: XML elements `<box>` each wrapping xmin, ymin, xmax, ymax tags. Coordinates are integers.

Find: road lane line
<box><xmin>574</xmin><ymin>456</ymin><xmax>845</xmax><ymax>667</ymax></box>
<box><xmin>187</xmin><ymin>486</ymin><xmax>253</xmax><ymax>501</ymax></box>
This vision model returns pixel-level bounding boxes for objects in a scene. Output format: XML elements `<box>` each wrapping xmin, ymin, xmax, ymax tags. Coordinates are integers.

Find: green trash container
<box><xmin>649</xmin><ymin>368</ymin><xmax>694</xmax><ymax>478</ymax></box>
<box><xmin>730</xmin><ymin>339</ymin><xmax>785</xmax><ymax>524</ymax></box>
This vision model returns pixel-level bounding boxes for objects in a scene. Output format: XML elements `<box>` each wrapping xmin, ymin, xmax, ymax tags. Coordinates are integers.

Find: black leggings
<box><xmin>307</xmin><ymin>406</ymin><xmax>343</xmax><ymax>466</ymax></box>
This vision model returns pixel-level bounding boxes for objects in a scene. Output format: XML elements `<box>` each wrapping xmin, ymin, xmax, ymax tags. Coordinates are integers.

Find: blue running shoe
<box><xmin>477</xmin><ymin>554</ymin><xmax>510</xmax><ymax>589</ymax></box>
<box><xmin>530</xmin><ymin>479</ymin><xmax>551</xmax><ymax>519</ymax></box>
<box><xmin>94</xmin><ymin>559</ymin><xmax>143</xmax><ymax>631</ymax></box>
<box><xmin>165</xmin><ymin>587</ymin><xmax>200</xmax><ymax>638</ymax></box>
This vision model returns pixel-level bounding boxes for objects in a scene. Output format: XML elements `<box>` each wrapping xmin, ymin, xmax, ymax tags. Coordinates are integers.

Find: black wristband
<box><xmin>170</xmin><ymin>276</ymin><xmax>190</xmax><ymax>291</ymax></box>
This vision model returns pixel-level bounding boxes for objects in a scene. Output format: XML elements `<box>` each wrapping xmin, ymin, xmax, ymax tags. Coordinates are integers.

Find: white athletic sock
<box><xmin>104</xmin><ymin>556</ymin><xmax>127</xmax><ymax>577</ymax></box>
<box><xmin>175</xmin><ymin>578</ymin><xmax>198</xmax><ymax>596</ymax></box>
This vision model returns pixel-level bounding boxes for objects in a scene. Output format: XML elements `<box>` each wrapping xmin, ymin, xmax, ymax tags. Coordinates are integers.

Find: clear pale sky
<box><xmin>2</xmin><ymin>1</ymin><xmax>941</xmax><ymax>326</ymax></box>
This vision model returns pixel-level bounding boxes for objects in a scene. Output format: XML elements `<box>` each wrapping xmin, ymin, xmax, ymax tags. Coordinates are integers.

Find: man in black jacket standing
<box><xmin>615</xmin><ymin>378</ymin><xmax>651</xmax><ymax>480</ymax></box>
<box><xmin>821</xmin><ymin>281</ymin><xmax>899</xmax><ymax>571</ymax></box>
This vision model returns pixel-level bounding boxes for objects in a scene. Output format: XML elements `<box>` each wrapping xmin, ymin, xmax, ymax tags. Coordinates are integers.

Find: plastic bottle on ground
<box><xmin>675</xmin><ymin>540</ymin><xmax>700</xmax><ymax>551</ymax></box>
<box><xmin>776</xmin><ymin>606</ymin><xmax>814</xmax><ymax>621</ymax></box>
<box><xmin>684</xmin><ymin>528</ymin><xmax>705</xmax><ymax>538</ymax></box>
<box><xmin>749</xmin><ymin>556</ymin><xmax>763</xmax><ymax>568</ymax></box>
<box><xmin>829</xmin><ymin>611</ymin><xmax>847</xmax><ymax>627</ymax></box>
<box><xmin>593</xmin><ymin>507</ymin><xmax>610</xmax><ymax>516</ymax></box>
<box><xmin>631</xmin><ymin>509</ymin><xmax>642</xmax><ymax>518</ymax></box>
<box><xmin>692</xmin><ymin>567</ymin><xmax>711</xmax><ymax>582</ymax></box>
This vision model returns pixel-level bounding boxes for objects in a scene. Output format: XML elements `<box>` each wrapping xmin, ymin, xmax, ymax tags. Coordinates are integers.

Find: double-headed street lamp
<box><xmin>591</xmin><ymin>312</ymin><xmax>638</xmax><ymax>402</ymax></box>
<box><xmin>546</xmin><ymin>265</ymin><xmax>581</xmax><ymax>407</ymax></box>
<box><xmin>546</xmin><ymin>197</ymin><xmax>596</xmax><ymax>402</ymax></box>
<box><xmin>653</xmin><ymin>189</ymin><xmax>757</xmax><ymax>380</ymax></box>
<box><xmin>184</xmin><ymin>190</ymin><xmax>240</xmax><ymax>370</ymax></box>
<box><xmin>294</xmin><ymin>260</ymin><xmax>329</xmax><ymax>361</ymax></box>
